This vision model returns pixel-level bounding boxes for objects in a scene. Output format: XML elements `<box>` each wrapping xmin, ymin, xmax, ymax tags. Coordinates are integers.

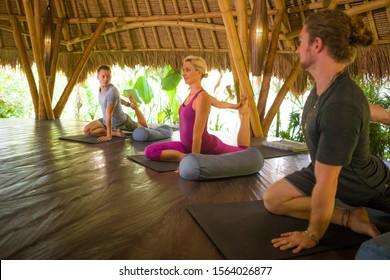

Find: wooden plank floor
<box><xmin>0</xmin><ymin>118</ymin><xmax>359</xmax><ymax>260</ymax></box>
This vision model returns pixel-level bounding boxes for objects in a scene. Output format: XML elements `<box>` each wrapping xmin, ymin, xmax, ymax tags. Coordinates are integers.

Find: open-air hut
<box><xmin>1</xmin><ymin>0</ymin><xmax>389</xmax><ymax>134</ymax></box>
<box><xmin>0</xmin><ymin>0</ymin><xmax>389</xmax><ymax>262</ymax></box>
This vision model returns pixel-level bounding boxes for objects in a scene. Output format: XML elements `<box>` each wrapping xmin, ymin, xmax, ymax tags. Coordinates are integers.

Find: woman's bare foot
<box><xmin>112</xmin><ymin>128</ymin><xmax>125</xmax><ymax>138</ymax></box>
<box><xmin>127</xmin><ymin>94</ymin><xmax>138</xmax><ymax>110</ymax></box>
<box><xmin>348</xmin><ymin>207</ymin><xmax>381</xmax><ymax>237</ymax></box>
<box><xmin>238</xmin><ymin>96</ymin><xmax>249</xmax><ymax>116</ymax></box>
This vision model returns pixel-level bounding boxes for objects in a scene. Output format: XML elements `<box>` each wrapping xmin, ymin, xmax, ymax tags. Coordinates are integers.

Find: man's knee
<box><xmin>263</xmin><ymin>181</ymin><xmax>289</xmax><ymax>215</ymax></box>
<box><xmin>263</xmin><ymin>187</ymin><xmax>281</xmax><ymax>214</ymax></box>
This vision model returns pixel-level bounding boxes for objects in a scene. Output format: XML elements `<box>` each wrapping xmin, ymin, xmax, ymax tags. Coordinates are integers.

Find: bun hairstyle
<box><xmin>305</xmin><ymin>9</ymin><xmax>373</xmax><ymax>65</ymax></box>
<box><xmin>183</xmin><ymin>56</ymin><xmax>209</xmax><ymax>79</ymax></box>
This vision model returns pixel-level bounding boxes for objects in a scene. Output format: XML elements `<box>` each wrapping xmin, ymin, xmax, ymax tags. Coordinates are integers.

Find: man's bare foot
<box><xmin>348</xmin><ymin>207</ymin><xmax>381</xmax><ymax>237</ymax></box>
<box><xmin>112</xmin><ymin>128</ymin><xmax>125</xmax><ymax>138</ymax></box>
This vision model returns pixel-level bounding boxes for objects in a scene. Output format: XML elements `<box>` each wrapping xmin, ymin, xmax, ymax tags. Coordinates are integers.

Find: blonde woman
<box><xmin>145</xmin><ymin>56</ymin><xmax>250</xmax><ymax>162</ymax></box>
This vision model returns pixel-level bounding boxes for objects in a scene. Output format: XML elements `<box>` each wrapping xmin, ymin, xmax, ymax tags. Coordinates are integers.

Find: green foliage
<box><xmin>161</xmin><ymin>69</ymin><xmax>182</xmax><ymax>91</ymax></box>
<box><xmin>355</xmin><ymin>78</ymin><xmax>389</xmax><ymax>160</ymax></box>
<box><xmin>0</xmin><ymin>69</ymin><xmax>33</xmax><ymax>118</ymax></box>
<box><xmin>209</xmin><ymin>112</ymin><xmax>224</xmax><ymax>131</ymax></box>
<box><xmin>134</xmin><ymin>76</ymin><xmax>154</xmax><ymax>104</ymax></box>
<box><xmin>123</xmin><ymin>88</ymin><xmax>142</xmax><ymax>103</ymax></box>
<box><xmin>278</xmin><ymin>95</ymin><xmax>305</xmax><ymax>142</ymax></box>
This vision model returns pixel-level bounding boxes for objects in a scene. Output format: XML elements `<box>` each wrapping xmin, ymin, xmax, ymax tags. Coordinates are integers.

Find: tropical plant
<box><xmin>278</xmin><ymin>94</ymin><xmax>305</xmax><ymax>142</ymax></box>
<box><xmin>356</xmin><ymin>78</ymin><xmax>389</xmax><ymax>160</ymax></box>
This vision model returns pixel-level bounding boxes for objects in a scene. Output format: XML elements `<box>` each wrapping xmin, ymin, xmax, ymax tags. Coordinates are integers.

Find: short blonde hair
<box><xmin>183</xmin><ymin>56</ymin><xmax>209</xmax><ymax>78</ymax></box>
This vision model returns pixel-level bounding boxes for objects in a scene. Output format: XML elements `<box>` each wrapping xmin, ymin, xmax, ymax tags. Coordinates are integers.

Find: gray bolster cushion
<box><xmin>132</xmin><ymin>125</ymin><xmax>173</xmax><ymax>142</ymax></box>
<box><xmin>179</xmin><ymin>147</ymin><xmax>264</xmax><ymax>181</ymax></box>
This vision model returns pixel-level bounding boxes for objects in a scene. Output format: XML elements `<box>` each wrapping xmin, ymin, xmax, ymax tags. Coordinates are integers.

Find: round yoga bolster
<box><xmin>132</xmin><ymin>125</ymin><xmax>173</xmax><ymax>142</ymax></box>
<box><xmin>179</xmin><ymin>147</ymin><xmax>264</xmax><ymax>180</ymax></box>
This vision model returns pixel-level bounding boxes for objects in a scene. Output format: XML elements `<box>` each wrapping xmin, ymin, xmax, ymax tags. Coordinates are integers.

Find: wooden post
<box><xmin>12</xmin><ymin>16</ymin><xmax>39</xmax><ymax>118</ymax></box>
<box><xmin>263</xmin><ymin>60</ymin><xmax>301</xmax><ymax>135</ymax></box>
<box><xmin>48</xmin><ymin>18</ymin><xmax>64</xmax><ymax>99</ymax></box>
<box><xmin>257</xmin><ymin>9</ymin><xmax>283</xmax><ymax>121</ymax></box>
<box><xmin>53</xmin><ymin>19</ymin><xmax>107</xmax><ymax>118</ymax></box>
<box><xmin>23</xmin><ymin>0</ymin><xmax>54</xmax><ymax>119</ymax></box>
<box><xmin>218</xmin><ymin>0</ymin><xmax>263</xmax><ymax>137</ymax></box>
<box><xmin>235</xmin><ymin>0</ymin><xmax>249</xmax><ymax>69</ymax></box>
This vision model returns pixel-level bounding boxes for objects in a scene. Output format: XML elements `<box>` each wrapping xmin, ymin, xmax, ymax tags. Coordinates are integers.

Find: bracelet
<box><xmin>304</xmin><ymin>230</ymin><xmax>319</xmax><ymax>244</ymax></box>
<box><xmin>341</xmin><ymin>209</ymin><xmax>351</xmax><ymax>228</ymax></box>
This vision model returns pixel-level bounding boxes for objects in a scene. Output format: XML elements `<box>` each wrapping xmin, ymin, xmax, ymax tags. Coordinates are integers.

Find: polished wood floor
<box><xmin>0</xmin><ymin>118</ymin><xmax>359</xmax><ymax>260</ymax></box>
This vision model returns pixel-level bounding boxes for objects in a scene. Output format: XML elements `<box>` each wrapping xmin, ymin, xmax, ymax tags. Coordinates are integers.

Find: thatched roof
<box><xmin>0</xmin><ymin>0</ymin><xmax>389</xmax><ymax>92</ymax></box>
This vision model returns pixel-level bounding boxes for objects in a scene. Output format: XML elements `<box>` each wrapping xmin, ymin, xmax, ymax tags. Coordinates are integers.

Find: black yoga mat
<box><xmin>187</xmin><ymin>200</ymin><xmax>370</xmax><ymax>260</ymax></box>
<box><xmin>59</xmin><ymin>135</ymin><xmax>127</xmax><ymax>144</ymax></box>
<box><xmin>255</xmin><ymin>145</ymin><xmax>301</xmax><ymax>159</ymax></box>
<box><xmin>127</xmin><ymin>154</ymin><xmax>179</xmax><ymax>172</ymax></box>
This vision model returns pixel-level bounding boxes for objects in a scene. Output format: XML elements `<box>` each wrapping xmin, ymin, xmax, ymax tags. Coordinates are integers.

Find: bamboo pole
<box><xmin>23</xmin><ymin>0</ymin><xmax>54</xmax><ymax>120</ymax></box>
<box><xmin>218</xmin><ymin>0</ymin><xmax>263</xmax><ymax>137</ymax></box>
<box><xmin>235</xmin><ymin>0</ymin><xmax>249</xmax><ymax>69</ymax></box>
<box><xmin>53</xmin><ymin>19</ymin><xmax>107</xmax><ymax>118</ymax></box>
<box><xmin>33</xmin><ymin>0</ymin><xmax>47</xmax><ymax>119</ymax></box>
<box><xmin>228</xmin><ymin>40</ymin><xmax>241</xmax><ymax>103</ymax></box>
<box><xmin>257</xmin><ymin>9</ymin><xmax>283</xmax><ymax>121</ymax></box>
<box><xmin>344</xmin><ymin>0</ymin><xmax>390</xmax><ymax>16</ymax></box>
<box><xmin>12</xmin><ymin>16</ymin><xmax>39</xmax><ymax>118</ymax></box>
<box><xmin>54</xmin><ymin>0</ymin><xmax>73</xmax><ymax>51</ymax></box>
<box><xmin>48</xmin><ymin>18</ymin><xmax>64</xmax><ymax>99</ymax></box>
<box><xmin>263</xmin><ymin>60</ymin><xmax>301</xmax><ymax>135</ymax></box>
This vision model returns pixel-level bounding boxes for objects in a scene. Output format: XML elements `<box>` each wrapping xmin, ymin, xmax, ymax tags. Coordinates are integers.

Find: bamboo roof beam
<box><xmin>258</xmin><ymin>9</ymin><xmax>283</xmax><ymax>122</ymax></box>
<box><xmin>105</xmin><ymin>0</ymin><xmax>123</xmax><ymax>49</ymax></box>
<box><xmin>145</xmin><ymin>0</ymin><xmax>162</xmax><ymax>49</ymax></box>
<box><xmin>53</xmin><ymin>19</ymin><xmax>106</xmax><ymax>119</ymax></box>
<box><xmin>158</xmin><ymin>0</ymin><xmax>176</xmax><ymax>49</ymax></box>
<box><xmin>287</xmin><ymin>0</ymin><xmax>328</xmax><ymax>13</ymax></box>
<box><xmin>70</xmin><ymin>0</ymin><xmax>86</xmax><ymax>51</ymax></box>
<box><xmin>201</xmin><ymin>0</ymin><xmax>220</xmax><ymax>49</ymax></box>
<box><xmin>119</xmin><ymin>0</ymin><xmax>134</xmax><ymax>49</ymax></box>
<box><xmin>64</xmin><ymin>21</ymin><xmax>226</xmax><ymax>47</ymax></box>
<box><xmin>12</xmin><ymin>16</ymin><xmax>38</xmax><ymax>117</ymax></box>
<box><xmin>218</xmin><ymin>0</ymin><xmax>263</xmax><ymax>137</ymax></box>
<box><xmin>131</xmin><ymin>0</ymin><xmax>148</xmax><ymax>48</ymax></box>
<box><xmin>23</xmin><ymin>0</ymin><xmax>54</xmax><ymax>119</ymax></box>
<box><xmin>94</xmin><ymin>0</ymin><xmax>111</xmax><ymax>50</ymax></box>
<box><xmin>274</xmin><ymin>0</ymin><xmax>295</xmax><ymax>51</ymax></box>
<box><xmin>54</xmin><ymin>0</ymin><xmax>73</xmax><ymax>52</ymax></box>
<box><xmin>173</xmin><ymin>0</ymin><xmax>189</xmax><ymax>49</ymax></box>
<box><xmin>344</xmin><ymin>0</ymin><xmax>390</xmax><ymax>16</ymax></box>
<box><xmin>367</xmin><ymin>4</ymin><xmax>379</xmax><ymax>43</ymax></box>
<box><xmin>263</xmin><ymin>60</ymin><xmax>301</xmax><ymax>135</ymax></box>
<box><xmin>82</xmin><ymin>0</ymin><xmax>101</xmax><ymax>51</ymax></box>
<box><xmin>328</xmin><ymin>0</ymin><xmax>342</xmax><ymax>10</ymax></box>
<box><xmin>0</xmin><ymin>9</ymin><xmax>279</xmax><ymax>23</ymax></box>
<box><xmin>186</xmin><ymin>0</ymin><xmax>205</xmax><ymax>50</ymax></box>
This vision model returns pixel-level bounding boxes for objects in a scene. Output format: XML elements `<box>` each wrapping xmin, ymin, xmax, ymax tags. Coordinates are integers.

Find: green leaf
<box><xmin>161</xmin><ymin>69</ymin><xmax>182</xmax><ymax>91</ymax></box>
<box><xmin>134</xmin><ymin>76</ymin><xmax>154</xmax><ymax>104</ymax></box>
<box><xmin>123</xmin><ymin>88</ymin><xmax>142</xmax><ymax>104</ymax></box>
<box><xmin>157</xmin><ymin>111</ymin><xmax>166</xmax><ymax>124</ymax></box>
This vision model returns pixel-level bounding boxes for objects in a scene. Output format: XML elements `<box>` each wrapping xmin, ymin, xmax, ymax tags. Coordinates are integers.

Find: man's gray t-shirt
<box><xmin>99</xmin><ymin>84</ymin><xmax>127</xmax><ymax>127</ymax></box>
<box><xmin>301</xmin><ymin>72</ymin><xmax>388</xmax><ymax>203</ymax></box>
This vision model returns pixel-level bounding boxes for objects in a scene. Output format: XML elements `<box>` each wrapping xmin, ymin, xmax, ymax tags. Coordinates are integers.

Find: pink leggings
<box><xmin>144</xmin><ymin>141</ymin><xmax>247</xmax><ymax>161</ymax></box>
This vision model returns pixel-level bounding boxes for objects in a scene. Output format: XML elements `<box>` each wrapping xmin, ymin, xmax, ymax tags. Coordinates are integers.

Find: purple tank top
<box><xmin>179</xmin><ymin>89</ymin><xmax>219</xmax><ymax>153</ymax></box>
